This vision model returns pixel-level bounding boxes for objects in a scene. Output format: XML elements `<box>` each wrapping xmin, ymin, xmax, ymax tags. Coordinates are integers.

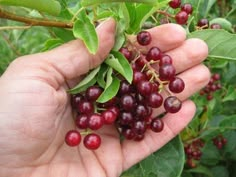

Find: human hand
<box><xmin>0</xmin><ymin>19</ymin><xmax>209</xmax><ymax>177</ymax></box>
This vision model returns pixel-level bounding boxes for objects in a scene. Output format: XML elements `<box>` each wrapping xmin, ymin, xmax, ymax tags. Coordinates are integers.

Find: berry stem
<box><xmin>156</xmin><ymin>10</ymin><xmax>175</xmax><ymax>18</ymax></box>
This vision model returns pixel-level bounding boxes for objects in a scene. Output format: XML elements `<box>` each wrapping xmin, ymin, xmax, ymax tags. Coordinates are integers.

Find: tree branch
<box><xmin>0</xmin><ymin>8</ymin><xmax>73</xmax><ymax>28</ymax></box>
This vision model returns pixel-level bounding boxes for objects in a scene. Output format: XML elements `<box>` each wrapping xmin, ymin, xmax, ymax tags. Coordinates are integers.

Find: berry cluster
<box><xmin>199</xmin><ymin>73</ymin><xmax>222</xmax><ymax>100</ymax></box>
<box><xmin>65</xmin><ymin>30</ymin><xmax>185</xmax><ymax>150</ymax></box>
<box><xmin>168</xmin><ymin>0</ymin><xmax>193</xmax><ymax>25</ymax></box>
<box><xmin>184</xmin><ymin>139</ymin><xmax>205</xmax><ymax>168</ymax></box>
<box><xmin>197</xmin><ymin>18</ymin><xmax>222</xmax><ymax>29</ymax></box>
<box><xmin>212</xmin><ymin>135</ymin><xmax>227</xmax><ymax>149</ymax></box>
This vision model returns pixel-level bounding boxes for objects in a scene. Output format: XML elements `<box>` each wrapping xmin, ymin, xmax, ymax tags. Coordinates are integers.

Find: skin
<box><xmin>0</xmin><ymin>19</ymin><xmax>210</xmax><ymax>177</ymax></box>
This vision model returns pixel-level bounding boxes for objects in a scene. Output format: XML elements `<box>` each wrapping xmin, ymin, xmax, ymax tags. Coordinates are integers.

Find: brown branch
<box><xmin>1</xmin><ymin>32</ymin><xmax>21</xmax><ymax>56</ymax></box>
<box><xmin>0</xmin><ymin>8</ymin><xmax>73</xmax><ymax>28</ymax></box>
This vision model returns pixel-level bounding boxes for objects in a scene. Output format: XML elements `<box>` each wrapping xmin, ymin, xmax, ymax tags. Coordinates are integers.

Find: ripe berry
<box><xmin>133</xmin><ymin>71</ymin><xmax>147</xmax><ymax>85</ymax></box>
<box><xmin>85</xmin><ymin>86</ymin><xmax>103</xmax><ymax>101</ymax></box>
<box><xmin>134</xmin><ymin>134</ymin><xmax>145</xmax><ymax>141</ymax></box>
<box><xmin>160</xmin><ymin>54</ymin><xmax>172</xmax><ymax>66</ymax></box>
<box><xmin>181</xmin><ymin>3</ymin><xmax>193</xmax><ymax>14</ymax></box>
<box><xmin>108</xmin><ymin>106</ymin><xmax>120</xmax><ymax>117</ymax></box>
<box><xmin>133</xmin><ymin>121</ymin><xmax>146</xmax><ymax>135</ymax></box>
<box><xmin>197</xmin><ymin>18</ymin><xmax>209</xmax><ymax>29</ymax></box>
<box><xmin>120</xmin><ymin>94</ymin><xmax>136</xmax><ymax>111</ymax></box>
<box><xmin>119</xmin><ymin>112</ymin><xmax>134</xmax><ymax>125</ymax></box>
<box><xmin>175</xmin><ymin>11</ymin><xmax>189</xmax><ymax>25</ymax></box>
<box><xmin>76</xmin><ymin>114</ymin><xmax>88</xmax><ymax>129</ymax></box>
<box><xmin>83</xmin><ymin>133</ymin><xmax>101</xmax><ymax>150</ymax></box>
<box><xmin>119</xmin><ymin>80</ymin><xmax>133</xmax><ymax>95</ymax></box>
<box><xmin>169</xmin><ymin>0</ymin><xmax>181</xmax><ymax>9</ymax></box>
<box><xmin>159</xmin><ymin>64</ymin><xmax>176</xmax><ymax>81</ymax></box>
<box><xmin>212</xmin><ymin>73</ymin><xmax>220</xmax><ymax>81</ymax></box>
<box><xmin>88</xmin><ymin>113</ymin><xmax>104</xmax><ymax>130</ymax></box>
<box><xmin>78</xmin><ymin>100</ymin><xmax>94</xmax><ymax>114</ymax></box>
<box><xmin>122</xmin><ymin>128</ymin><xmax>136</xmax><ymax>140</ymax></box>
<box><xmin>65</xmin><ymin>130</ymin><xmax>81</xmax><ymax>147</ymax></box>
<box><xmin>102</xmin><ymin>110</ymin><xmax>117</xmax><ymax>124</ymax></box>
<box><xmin>146</xmin><ymin>47</ymin><xmax>162</xmax><ymax>61</ymax></box>
<box><xmin>148</xmin><ymin>92</ymin><xmax>163</xmax><ymax>108</ymax></box>
<box><xmin>119</xmin><ymin>47</ymin><xmax>133</xmax><ymax>61</ymax></box>
<box><xmin>164</xmin><ymin>96</ymin><xmax>182</xmax><ymax>113</ymax></box>
<box><xmin>71</xmin><ymin>94</ymin><xmax>84</xmax><ymax>108</ymax></box>
<box><xmin>137</xmin><ymin>80</ymin><xmax>153</xmax><ymax>96</ymax></box>
<box><xmin>168</xmin><ymin>77</ymin><xmax>185</xmax><ymax>93</ymax></box>
<box><xmin>135</xmin><ymin>104</ymin><xmax>149</xmax><ymax>118</ymax></box>
<box><xmin>137</xmin><ymin>31</ymin><xmax>152</xmax><ymax>46</ymax></box>
<box><xmin>150</xmin><ymin>118</ymin><xmax>164</xmax><ymax>132</ymax></box>
<box><xmin>210</xmin><ymin>23</ymin><xmax>222</xmax><ymax>29</ymax></box>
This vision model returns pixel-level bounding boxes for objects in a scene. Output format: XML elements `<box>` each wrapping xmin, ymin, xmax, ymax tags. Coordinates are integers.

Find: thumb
<box><xmin>44</xmin><ymin>18</ymin><xmax>116</xmax><ymax>80</ymax></box>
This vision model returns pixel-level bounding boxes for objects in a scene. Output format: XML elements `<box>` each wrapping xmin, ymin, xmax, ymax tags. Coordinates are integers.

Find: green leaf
<box><xmin>220</xmin><ymin>115</ymin><xmax>236</xmax><ymax>127</ymax></box>
<box><xmin>121</xmin><ymin>136</ymin><xmax>185</xmax><ymax>177</ymax></box>
<box><xmin>97</xmin><ymin>64</ymin><xmax>109</xmax><ymax>88</ymax></box>
<box><xmin>111</xmin><ymin>51</ymin><xmax>133</xmax><ymax>83</ymax></box>
<box><xmin>52</xmin><ymin>28</ymin><xmax>75</xmax><ymax>42</ymax></box>
<box><xmin>69</xmin><ymin>78</ymin><xmax>97</xmax><ymax>94</ymax></box>
<box><xmin>0</xmin><ymin>0</ymin><xmax>61</xmax><ymax>15</ymax></box>
<box><xmin>97</xmin><ymin>76</ymin><xmax>120</xmax><ymax>103</ymax></box>
<box><xmin>222</xmin><ymin>86</ymin><xmax>236</xmax><ymax>102</ymax></box>
<box><xmin>73</xmin><ymin>17</ymin><xmax>98</xmax><ymax>54</ymax></box>
<box><xmin>68</xmin><ymin>66</ymin><xmax>100</xmax><ymax>94</ymax></box>
<box><xmin>189</xmin><ymin>30</ymin><xmax>236</xmax><ymax>60</ymax></box>
<box><xmin>41</xmin><ymin>38</ymin><xmax>63</xmax><ymax>52</ymax></box>
<box><xmin>210</xmin><ymin>18</ymin><xmax>233</xmax><ymax>32</ymax></box>
<box><xmin>187</xmin><ymin>165</ymin><xmax>214</xmax><ymax>177</ymax></box>
<box><xmin>210</xmin><ymin>166</ymin><xmax>229</xmax><ymax>177</ymax></box>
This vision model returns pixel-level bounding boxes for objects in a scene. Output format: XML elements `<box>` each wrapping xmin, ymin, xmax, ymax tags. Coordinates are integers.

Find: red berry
<box><xmin>83</xmin><ymin>133</ymin><xmax>101</xmax><ymax>150</ymax></box>
<box><xmin>159</xmin><ymin>64</ymin><xmax>176</xmax><ymax>81</ymax></box>
<box><xmin>135</xmin><ymin>104</ymin><xmax>149</xmax><ymax>118</ymax></box>
<box><xmin>133</xmin><ymin>121</ymin><xmax>146</xmax><ymax>135</ymax></box>
<box><xmin>164</xmin><ymin>96</ymin><xmax>182</xmax><ymax>113</ymax></box>
<box><xmin>119</xmin><ymin>112</ymin><xmax>134</xmax><ymax>125</ymax></box>
<box><xmin>122</xmin><ymin>128</ymin><xmax>136</xmax><ymax>140</ymax></box>
<box><xmin>78</xmin><ymin>101</ymin><xmax>94</xmax><ymax>114</ymax></box>
<box><xmin>212</xmin><ymin>73</ymin><xmax>220</xmax><ymax>81</ymax></box>
<box><xmin>160</xmin><ymin>54</ymin><xmax>172</xmax><ymax>66</ymax></box>
<box><xmin>169</xmin><ymin>0</ymin><xmax>181</xmax><ymax>9</ymax></box>
<box><xmin>65</xmin><ymin>130</ymin><xmax>81</xmax><ymax>147</ymax></box>
<box><xmin>133</xmin><ymin>71</ymin><xmax>147</xmax><ymax>85</ymax></box>
<box><xmin>181</xmin><ymin>3</ymin><xmax>193</xmax><ymax>14</ymax></box>
<box><xmin>197</xmin><ymin>18</ymin><xmax>209</xmax><ymax>29</ymax></box>
<box><xmin>175</xmin><ymin>11</ymin><xmax>189</xmax><ymax>25</ymax></box>
<box><xmin>210</xmin><ymin>23</ymin><xmax>222</xmax><ymax>29</ymax></box>
<box><xmin>137</xmin><ymin>31</ymin><xmax>152</xmax><ymax>46</ymax></box>
<box><xmin>88</xmin><ymin>113</ymin><xmax>104</xmax><ymax>130</ymax></box>
<box><xmin>168</xmin><ymin>77</ymin><xmax>185</xmax><ymax>93</ymax></box>
<box><xmin>102</xmin><ymin>110</ymin><xmax>117</xmax><ymax>124</ymax></box>
<box><xmin>85</xmin><ymin>86</ymin><xmax>103</xmax><ymax>102</ymax></box>
<box><xmin>147</xmin><ymin>92</ymin><xmax>163</xmax><ymax>108</ymax></box>
<box><xmin>119</xmin><ymin>80</ymin><xmax>133</xmax><ymax>95</ymax></box>
<box><xmin>120</xmin><ymin>94</ymin><xmax>136</xmax><ymax>111</ymax></box>
<box><xmin>71</xmin><ymin>94</ymin><xmax>84</xmax><ymax>108</ymax></box>
<box><xmin>76</xmin><ymin>114</ymin><xmax>88</xmax><ymax>129</ymax></box>
<box><xmin>119</xmin><ymin>47</ymin><xmax>133</xmax><ymax>61</ymax></box>
<box><xmin>137</xmin><ymin>80</ymin><xmax>153</xmax><ymax>96</ymax></box>
<box><xmin>146</xmin><ymin>47</ymin><xmax>162</xmax><ymax>61</ymax></box>
<box><xmin>150</xmin><ymin>118</ymin><xmax>164</xmax><ymax>132</ymax></box>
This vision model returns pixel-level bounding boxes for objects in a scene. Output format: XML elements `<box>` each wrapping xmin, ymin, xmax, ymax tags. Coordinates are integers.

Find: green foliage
<box><xmin>0</xmin><ymin>0</ymin><xmax>236</xmax><ymax>177</ymax></box>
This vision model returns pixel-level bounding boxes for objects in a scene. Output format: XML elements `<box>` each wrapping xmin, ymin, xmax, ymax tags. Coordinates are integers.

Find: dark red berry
<box><xmin>102</xmin><ymin>110</ymin><xmax>117</xmax><ymax>124</ymax></box>
<box><xmin>164</xmin><ymin>96</ymin><xmax>182</xmax><ymax>113</ymax></box>
<box><xmin>135</xmin><ymin>104</ymin><xmax>149</xmax><ymax>118</ymax></box>
<box><xmin>207</xmin><ymin>94</ymin><xmax>213</xmax><ymax>100</ymax></box>
<box><xmin>134</xmin><ymin>134</ymin><xmax>145</xmax><ymax>141</ymax></box>
<box><xmin>83</xmin><ymin>133</ymin><xmax>101</xmax><ymax>150</ymax></box>
<box><xmin>65</xmin><ymin>130</ymin><xmax>81</xmax><ymax>147</ymax></box>
<box><xmin>119</xmin><ymin>47</ymin><xmax>133</xmax><ymax>61</ymax></box>
<box><xmin>119</xmin><ymin>80</ymin><xmax>133</xmax><ymax>95</ymax></box>
<box><xmin>108</xmin><ymin>106</ymin><xmax>120</xmax><ymax>117</ymax></box>
<box><xmin>71</xmin><ymin>94</ymin><xmax>84</xmax><ymax>108</ymax></box>
<box><xmin>169</xmin><ymin>0</ymin><xmax>181</xmax><ymax>9</ymax></box>
<box><xmin>137</xmin><ymin>31</ymin><xmax>152</xmax><ymax>46</ymax></box>
<box><xmin>119</xmin><ymin>112</ymin><xmax>134</xmax><ymax>125</ymax></box>
<box><xmin>137</xmin><ymin>80</ymin><xmax>153</xmax><ymax>96</ymax></box>
<box><xmin>133</xmin><ymin>121</ymin><xmax>146</xmax><ymax>135</ymax></box>
<box><xmin>197</xmin><ymin>18</ymin><xmax>209</xmax><ymax>29</ymax></box>
<box><xmin>146</xmin><ymin>47</ymin><xmax>162</xmax><ymax>61</ymax></box>
<box><xmin>212</xmin><ymin>73</ymin><xmax>220</xmax><ymax>81</ymax></box>
<box><xmin>120</xmin><ymin>94</ymin><xmax>136</xmax><ymax>111</ymax></box>
<box><xmin>159</xmin><ymin>64</ymin><xmax>176</xmax><ymax>81</ymax></box>
<box><xmin>210</xmin><ymin>23</ymin><xmax>222</xmax><ymax>29</ymax></box>
<box><xmin>76</xmin><ymin>114</ymin><xmax>88</xmax><ymax>129</ymax></box>
<box><xmin>181</xmin><ymin>3</ymin><xmax>193</xmax><ymax>14</ymax></box>
<box><xmin>78</xmin><ymin>101</ymin><xmax>94</xmax><ymax>114</ymax></box>
<box><xmin>148</xmin><ymin>92</ymin><xmax>163</xmax><ymax>108</ymax></box>
<box><xmin>160</xmin><ymin>54</ymin><xmax>172</xmax><ymax>66</ymax></box>
<box><xmin>122</xmin><ymin>128</ymin><xmax>136</xmax><ymax>140</ymax></box>
<box><xmin>133</xmin><ymin>71</ymin><xmax>147</xmax><ymax>85</ymax></box>
<box><xmin>168</xmin><ymin>77</ymin><xmax>185</xmax><ymax>93</ymax></box>
<box><xmin>136</xmin><ymin>55</ymin><xmax>146</xmax><ymax>67</ymax></box>
<box><xmin>150</xmin><ymin>118</ymin><xmax>164</xmax><ymax>132</ymax></box>
<box><xmin>175</xmin><ymin>11</ymin><xmax>189</xmax><ymax>25</ymax></box>
<box><xmin>88</xmin><ymin>113</ymin><xmax>104</xmax><ymax>130</ymax></box>
<box><xmin>85</xmin><ymin>86</ymin><xmax>103</xmax><ymax>101</ymax></box>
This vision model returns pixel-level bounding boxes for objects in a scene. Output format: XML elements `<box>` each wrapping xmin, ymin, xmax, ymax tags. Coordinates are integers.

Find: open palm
<box><xmin>0</xmin><ymin>19</ymin><xmax>209</xmax><ymax>177</ymax></box>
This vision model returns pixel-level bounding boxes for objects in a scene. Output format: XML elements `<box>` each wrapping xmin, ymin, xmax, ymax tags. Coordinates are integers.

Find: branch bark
<box><xmin>0</xmin><ymin>8</ymin><xmax>73</xmax><ymax>28</ymax></box>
